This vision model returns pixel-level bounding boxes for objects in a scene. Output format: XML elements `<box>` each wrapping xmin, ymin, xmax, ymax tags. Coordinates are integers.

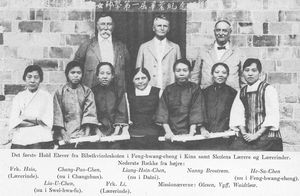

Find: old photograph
<box><xmin>0</xmin><ymin>0</ymin><xmax>300</xmax><ymax>195</ymax></box>
<box><xmin>1</xmin><ymin>0</ymin><xmax>298</xmax><ymax>151</ymax></box>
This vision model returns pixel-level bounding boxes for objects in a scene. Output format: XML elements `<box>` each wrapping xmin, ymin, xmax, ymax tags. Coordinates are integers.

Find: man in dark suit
<box><xmin>74</xmin><ymin>13</ymin><xmax>130</xmax><ymax>89</ymax></box>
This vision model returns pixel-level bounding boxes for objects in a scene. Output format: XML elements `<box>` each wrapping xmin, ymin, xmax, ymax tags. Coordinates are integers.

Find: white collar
<box><xmin>25</xmin><ymin>88</ymin><xmax>38</xmax><ymax>95</ymax></box>
<box><xmin>98</xmin><ymin>34</ymin><xmax>112</xmax><ymax>43</ymax></box>
<box><xmin>135</xmin><ymin>85</ymin><xmax>152</xmax><ymax>96</ymax></box>
<box><xmin>154</xmin><ymin>37</ymin><xmax>167</xmax><ymax>46</ymax></box>
<box><xmin>214</xmin><ymin>42</ymin><xmax>230</xmax><ymax>50</ymax></box>
<box><xmin>246</xmin><ymin>79</ymin><xmax>262</xmax><ymax>92</ymax></box>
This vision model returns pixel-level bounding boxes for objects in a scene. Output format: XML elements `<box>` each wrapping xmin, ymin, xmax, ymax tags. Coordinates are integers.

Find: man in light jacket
<box><xmin>136</xmin><ymin>14</ymin><xmax>181</xmax><ymax>90</ymax></box>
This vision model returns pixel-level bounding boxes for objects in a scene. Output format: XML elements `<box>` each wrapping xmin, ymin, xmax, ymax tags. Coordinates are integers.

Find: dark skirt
<box><xmin>161</xmin><ymin>140</ymin><xmax>201</xmax><ymax>150</ymax></box>
<box><xmin>90</xmin><ymin>141</ymin><xmax>126</xmax><ymax>149</ymax></box>
<box><xmin>58</xmin><ymin>142</ymin><xmax>94</xmax><ymax>149</ymax></box>
<box><xmin>229</xmin><ymin>133</ymin><xmax>283</xmax><ymax>151</ymax></box>
<box><xmin>161</xmin><ymin>137</ymin><xmax>234</xmax><ymax>150</ymax></box>
<box><xmin>127</xmin><ymin>136</ymin><xmax>160</xmax><ymax>150</ymax></box>
<box><xmin>196</xmin><ymin>137</ymin><xmax>235</xmax><ymax>151</ymax></box>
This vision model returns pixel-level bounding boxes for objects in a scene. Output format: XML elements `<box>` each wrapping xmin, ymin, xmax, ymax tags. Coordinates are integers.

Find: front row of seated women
<box><xmin>7</xmin><ymin>58</ymin><xmax>283</xmax><ymax>151</ymax></box>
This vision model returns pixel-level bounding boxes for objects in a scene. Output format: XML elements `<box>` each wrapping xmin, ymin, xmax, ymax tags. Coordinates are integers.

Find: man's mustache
<box><xmin>101</xmin><ymin>31</ymin><xmax>111</xmax><ymax>34</ymax></box>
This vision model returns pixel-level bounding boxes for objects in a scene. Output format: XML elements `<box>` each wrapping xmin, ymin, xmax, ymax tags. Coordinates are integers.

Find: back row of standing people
<box><xmin>74</xmin><ymin>14</ymin><xmax>243</xmax><ymax>91</ymax></box>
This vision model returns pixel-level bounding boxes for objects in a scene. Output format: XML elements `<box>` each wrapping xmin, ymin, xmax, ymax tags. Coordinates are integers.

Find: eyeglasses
<box><xmin>214</xmin><ymin>28</ymin><xmax>230</xmax><ymax>33</ymax></box>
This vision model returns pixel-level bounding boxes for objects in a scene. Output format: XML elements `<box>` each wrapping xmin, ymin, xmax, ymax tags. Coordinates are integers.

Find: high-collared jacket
<box><xmin>136</xmin><ymin>38</ymin><xmax>181</xmax><ymax>90</ymax></box>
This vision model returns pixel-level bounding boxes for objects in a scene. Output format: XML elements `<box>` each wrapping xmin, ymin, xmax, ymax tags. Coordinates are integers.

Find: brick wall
<box><xmin>1</xmin><ymin>0</ymin><xmax>300</xmax><ymax>151</ymax></box>
<box><xmin>187</xmin><ymin>0</ymin><xmax>300</xmax><ymax>151</ymax></box>
<box><xmin>0</xmin><ymin>0</ymin><xmax>95</xmax><ymax>148</ymax></box>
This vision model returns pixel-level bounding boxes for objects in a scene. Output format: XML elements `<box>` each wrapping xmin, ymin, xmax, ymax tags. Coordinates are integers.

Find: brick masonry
<box><xmin>0</xmin><ymin>0</ymin><xmax>95</xmax><ymax>148</ymax></box>
<box><xmin>0</xmin><ymin>0</ymin><xmax>300</xmax><ymax>150</ymax></box>
<box><xmin>187</xmin><ymin>0</ymin><xmax>300</xmax><ymax>150</ymax></box>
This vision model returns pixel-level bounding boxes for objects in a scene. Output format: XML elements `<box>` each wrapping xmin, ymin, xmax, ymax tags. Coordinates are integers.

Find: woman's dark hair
<box><xmin>211</xmin><ymin>62</ymin><xmax>230</xmax><ymax>75</ymax></box>
<box><xmin>65</xmin><ymin>61</ymin><xmax>83</xmax><ymax>79</ymax></box>
<box><xmin>96</xmin><ymin>62</ymin><xmax>115</xmax><ymax>76</ymax></box>
<box><xmin>23</xmin><ymin>65</ymin><xmax>43</xmax><ymax>82</ymax></box>
<box><xmin>132</xmin><ymin>67</ymin><xmax>151</xmax><ymax>81</ymax></box>
<box><xmin>243</xmin><ymin>58</ymin><xmax>262</xmax><ymax>73</ymax></box>
<box><xmin>173</xmin><ymin>58</ymin><xmax>192</xmax><ymax>72</ymax></box>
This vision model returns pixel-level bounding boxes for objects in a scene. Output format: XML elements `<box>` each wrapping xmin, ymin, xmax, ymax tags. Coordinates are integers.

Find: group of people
<box><xmin>6</xmin><ymin>13</ymin><xmax>283</xmax><ymax>151</ymax></box>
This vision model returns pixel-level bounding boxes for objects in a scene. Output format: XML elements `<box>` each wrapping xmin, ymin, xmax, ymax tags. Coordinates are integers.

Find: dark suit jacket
<box><xmin>74</xmin><ymin>37</ymin><xmax>130</xmax><ymax>89</ymax></box>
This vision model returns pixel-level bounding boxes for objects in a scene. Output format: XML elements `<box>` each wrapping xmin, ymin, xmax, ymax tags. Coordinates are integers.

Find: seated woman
<box><xmin>156</xmin><ymin>59</ymin><xmax>207</xmax><ymax>150</ymax></box>
<box><xmin>229</xmin><ymin>58</ymin><xmax>283</xmax><ymax>151</ymax></box>
<box><xmin>201</xmin><ymin>62</ymin><xmax>237</xmax><ymax>150</ymax></box>
<box><xmin>127</xmin><ymin>67</ymin><xmax>163</xmax><ymax>150</ymax></box>
<box><xmin>8</xmin><ymin>65</ymin><xmax>53</xmax><ymax>149</ymax></box>
<box><xmin>91</xmin><ymin>62</ymin><xmax>128</xmax><ymax>149</ymax></box>
<box><xmin>53</xmin><ymin>61</ymin><xmax>98</xmax><ymax>149</ymax></box>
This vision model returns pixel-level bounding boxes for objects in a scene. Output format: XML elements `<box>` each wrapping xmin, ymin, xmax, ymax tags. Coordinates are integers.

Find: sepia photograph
<box><xmin>0</xmin><ymin>0</ymin><xmax>300</xmax><ymax>195</ymax></box>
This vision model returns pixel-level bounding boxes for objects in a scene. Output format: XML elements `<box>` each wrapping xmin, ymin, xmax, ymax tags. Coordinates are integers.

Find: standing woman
<box><xmin>201</xmin><ymin>62</ymin><xmax>237</xmax><ymax>150</ymax></box>
<box><xmin>8</xmin><ymin>65</ymin><xmax>54</xmax><ymax>149</ymax></box>
<box><xmin>53</xmin><ymin>61</ymin><xmax>98</xmax><ymax>149</ymax></box>
<box><xmin>127</xmin><ymin>67</ymin><xmax>163</xmax><ymax>149</ymax></box>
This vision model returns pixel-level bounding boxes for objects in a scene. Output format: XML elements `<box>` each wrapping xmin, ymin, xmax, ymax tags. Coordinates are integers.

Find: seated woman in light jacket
<box><xmin>8</xmin><ymin>65</ymin><xmax>54</xmax><ymax>149</ymax></box>
<box><xmin>53</xmin><ymin>61</ymin><xmax>98</xmax><ymax>149</ymax></box>
<box><xmin>229</xmin><ymin>58</ymin><xmax>282</xmax><ymax>151</ymax></box>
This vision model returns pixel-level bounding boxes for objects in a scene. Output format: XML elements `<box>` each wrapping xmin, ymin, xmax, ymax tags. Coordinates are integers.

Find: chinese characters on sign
<box><xmin>92</xmin><ymin>0</ymin><xmax>205</xmax><ymax>11</ymax></box>
<box><xmin>41</xmin><ymin>0</ymin><xmax>207</xmax><ymax>11</ymax></box>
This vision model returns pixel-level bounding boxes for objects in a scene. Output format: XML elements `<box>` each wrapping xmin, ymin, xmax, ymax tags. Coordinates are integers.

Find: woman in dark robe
<box><xmin>127</xmin><ymin>67</ymin><xmax>163</xmax><ymax>149</ymax></box>
<box><xmin>91</xmin><ymin>62</ymin><xmax>128</xmax><ymax>149</ymax></box>
<box><xmin>201</xmin><ymin>62</ymin><xmax>237</xmax><ymax>150</ymax></box>
<box><xmin>156</xmin><ymin>59</ymin><xmax>207</xmax><ymax>150</ymax></box>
